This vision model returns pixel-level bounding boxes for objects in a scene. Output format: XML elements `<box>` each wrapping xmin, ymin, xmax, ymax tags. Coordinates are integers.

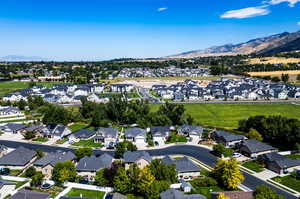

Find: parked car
<box><xmin>232</xmin><ymin>152</ymin><xmax>242</xmax><ymax>158</ymax></box>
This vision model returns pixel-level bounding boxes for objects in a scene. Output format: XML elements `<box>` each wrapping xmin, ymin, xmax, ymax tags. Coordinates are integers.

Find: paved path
<box><xmin>0</xmin><ymin>140</ymin><xmax>297</xmax><ymax>199</ymax></box>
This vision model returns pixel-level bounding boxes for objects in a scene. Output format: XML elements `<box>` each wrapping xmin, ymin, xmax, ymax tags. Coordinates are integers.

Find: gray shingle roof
<box><xmin>123</xmin><ymin>151</ymin><xmax>152</xmax><ymax>163</ymax></box>
<box><xmin>34</xmin><ymin>151</ymin><xmax>75</xmax><ymax>167</ymax></box>
<box><xmin>150</xmin><ymin>126</ymin><xmax>170</xmax><ymax>137</ymax></box>
<box><xmin>162</xmin><ymin>156</ymin><xmax>200</xmax><ymax>173</ymax></box>
<box><xmin>9</xmin><ymin>189</ymin><xmax>50</xmax><ymax>199</ymax></box>
<box><xmin>0</xmin><ymin>147</ymin><xmax>36</xmax><ymax>166</ymax></box>
<box><xmin>214</xmin><ymin>131</ymin><xmax>246</xmax><ymax>142</ymax></box>
<box><xmin>76</xmin><ymin>153</ymin><xmax>113</xmax><ymax>172</ymax></box>
<box><xmin>160</xmin><ymin>189</ymin><xmax>206</xmax><ymax>199</ymax></box>
<box><xmin>2</xmin><ymin>123</ymin><xmax>27</xmax><ymax>132</ymax></box>
<box><xmin>178</xmin><ymin>125</ymin><xmax>203</xmax><ymax>135</ymax></box>
<box><xmin>241</xmin><ymin>139</ymin><xmax>275</xmax><ymax>153</ymax></box>
<box><xmin>0</xmin><ymin>180</ymin><xmax>15</xmax><ymax>189</ymax></box>
<box><xmin>96</xmin><ymin>128</ymin><xmax>118</xmax><ymax>138</ymax></box>
<box><xmin>41</xmin><ymin>123</ymin><xmax>69</xmax><ymax>137</ymax></box>
<box><xmin>73</xmin><ymin>129</ymin><xmax>95</xmax><ymax>139</ymax></box>
<box><xmin>125</xmin><ymin>128</ymin><xmax>146</xmax><ymax>138</ymax></box>
<box><xmin>261</xmin><ymin>152</ymin><xmax>300</xmax><ymax>169</ymax></box>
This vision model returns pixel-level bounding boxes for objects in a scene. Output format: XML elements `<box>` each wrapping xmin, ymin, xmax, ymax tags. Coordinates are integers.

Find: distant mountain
<box><xmin>0</xmin><ymin>55</ymin><xmax>48</xmax><ymax>62</ymax></box>
<box><xmin>167</xmin><ymin>30</ymin><xmax>300</xmax><ymax>58</ymax></box>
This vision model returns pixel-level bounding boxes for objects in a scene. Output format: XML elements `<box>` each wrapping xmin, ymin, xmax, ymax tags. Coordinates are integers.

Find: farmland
<box><xmin>150</xmin><ymin>103</ymin><xmax>300</xmax><ymax>129</ymax></box>
<box><xmin>246</xmin><ymin>57</ymin><xmax>300</xmax><ymax>65</ymax></box>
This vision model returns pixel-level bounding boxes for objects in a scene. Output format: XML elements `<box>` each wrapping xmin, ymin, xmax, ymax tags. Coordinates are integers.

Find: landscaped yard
<box><xmin>150</xmin><ymin>103</ymin><xmax>300</xmax><ymax>129</ymax></box>
<box><xmin>166</xmin><ymin>132</ymin><xmax>188</xmax><ymax>144</ymax></box>
<box><xmin>28</xmin><ymin>186</ymin><xmax>65</xmax><ymax>197</ymax></box>
<box><xmin>72</xmin><ymin>138</ymin><xmax>103</xmax><ymax>148</ymax></box>
<box><xmin>69</xmin><ymin>122</ymin><xmax>89</xmax><ymax>132</ymax></box>
<box><xmin>55</xmin><ymin>137</ymin><xmax>68</xmax><ymax>144</ymax></box>
<box><xmin>193</xmin><ymin>186</ymin><xmax>224</xmax><ymax>199</ymax></box>
<box><xmin>10</xmin><ymin>180</ymin><xmax>29</xmax><ymax>188</ymax></box>
<box><xmin>286</xmin><ymin>153</ymin><xmax>300</xmax><ymax>160</ymax></box>
<box><xmin>272</xmin><ymin>175</ymin><xmax>300</xmax><ymax>192</ymax></box>
<box><xmin>242</xmin><ymin>160</ymin><xmax>264</xmax><ymax>172</ymax></box>
<box><xmin>9</xmin><ymin>169</ymin><xmax>22</xmax><ymax>176</ymax></box>
<box><xmin>66</xmin><ymin>188</ymin><xmax>105</xmax><ymax>199</ymax></box>
<box><xmin>32</xmin><ymin>137</ymin><xmax>49</xmax><ymax>143</ymax></box>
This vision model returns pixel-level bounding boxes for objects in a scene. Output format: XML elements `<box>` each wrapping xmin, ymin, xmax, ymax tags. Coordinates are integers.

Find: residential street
<box><xmin>0</xmin><ymin>140</ymin><xmax>297</xmax><ymax>199</ymax></box>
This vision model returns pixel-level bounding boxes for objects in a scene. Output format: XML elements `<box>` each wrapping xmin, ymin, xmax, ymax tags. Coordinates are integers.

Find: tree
<box><xmin>94</xmin><ymin>169</ymin><xmax>109</xmax><ymax>187</ymax></box>
<box><xmin>217</xmin><ymin>193</ymin><xmax>230</xmax><ymax>199</ymax></box>
<box><xmin>17</xmin><ymin>99</ymin><xmax>27</xmax><ymax>110</ymax></box>
<box><xmin>75</xmin><ymin>148</ymin><xmax>93</xmax><ymax>161</ymax></box>
<box><xmin>212</xmin><ymin>158</ymin><xmax>244</xmax><ymax>190</ymax></box>
<box><xmin>254</xmin><ymin>185</ymin><xmax>284</xmax><ymax>199</ymax></box>
<box><xmin>281</xmin><ymin>73</ymin><xmax>289</xmax><ymax>83</ymax></box>
<box><xmin>247</xmin><ymin>128</ymin><xmax>263</xmax><ymax>141</ymax></box>
<box><xmin>148</xmin><ymin>159</ymin><xmax>177</xmax><ymax>183</ymax></box>
<box><xmin>136</xmin><ymin>167</ymin><xmax>155</xmax><ymax>195</ymax></box>
<box><xmin>213</xmin><ymin>144</ymin><xmax>226</xmax><ymax>157</ymax></box>
<box><xmin>36</xmin><ymin>150</ymin><xmax>44</xmax><ymax>159</ymax></box>
<box><xmin>145</xmin><ymin>180</ymin><xmax>170</xmax><ymax>199</ymax></box>
<box><xmin>24</xmin><ymin>131</ymin><xmax>36</xmax><ymax>140</ymax></box>
<box><xmin>52</xmin><ymin>161</ymin><xmax>77</xmax><ymax>184</ymax></box>
<box><xmin>115</xmin><ymin>141</ymin><xmax>137</xmax><ymax>158</ymax></box>
<box><xmin>25</xmin><ymin>166</ymin><xmax>37</xmax><ymax>177</ymax></box>
<box><xmin>297</xmin><ymin>74</ymin><xmax>300</xmax><ymax>81</ymax></box>
<box><xmin>113</xmin><ymin>167</ymin><xmax>132</xmax><ymax>194</ymax></box>
<box><xmin>31</xmin><ymin>171</ymin><xmax>44</xmax><ymax>187</ymax></box>
<box><xmin>271</xmin><ymin>76</ymin><xmax>280</xmax><ymax>82</ymax></box>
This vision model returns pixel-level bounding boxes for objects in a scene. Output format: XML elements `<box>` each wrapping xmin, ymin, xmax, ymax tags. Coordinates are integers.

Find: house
<box><xmin>239</xmin><ymin>139</ymin><xmax>277</xmax><ymax>158</ymax></box>
<box><xmin>22</xmin><ymin>125</ymin><xmax>45</xmax><ymax>135</ymax></box>
<box><xmin>160</xmin><ymin>189</ymin><xmax>207</xmax><ymax>199</ymax></box>
<box><xmin>68</xmin><ymin>129</ymin><xmax>96</xmax><ymax>143</ymax></box>
<box><xmin>76</xmin><ymin>153</ymin><xmax>113</xmax><ymax>181</ymax></box>
<box><xmin>124</xmin><ymin>128</ymin><xmax>147</xmax><ymax>146</ymax></box>
<box><xmin>0</xmin><ymin>106</ymin><xmax>22</xmax><ymax>117</ymax></box>
<box><xmin>0</xmin><ymin>180</ymin><xmax>16</xmax><ymax>199</ymax></box>
<box><xmin>162</xmin><ymin>156</ymin><xmax>201</xmax><ymax>180</ymax></box>
<box><xmin>9</xmin><ymin>189</ymin><xmax>50</xmax><ymax>199</ymax></box>
<box><xmin>0</xmin><ymin>147</ymin><xmax>36</xmax><ymax>170</ymax></box>
<box><xmin>34</xmin><ymin>151</ymin><xmax>76</xmax><ymax>179</ymax></box>
<box><xmin>150</xmin><ymin>126</ymin><xmax>171</xmax><ymax>146</ymax></box>
<box><xmin>41</xmin><ymin>123</ymin><xmax>72</xmax><ymax>139</ymax></box>
<box><xmin>211</xmin><ymin>191</ymin><xmax>253</xmax><ymax>199</ymax></box>
<box><xmin>180</xmin><ymin>180</ymin><xmax>193</xmax><ymax>193</ymax></box>
<box><xmin>178</xmin><ymin>125</ymin><xmax>203</xmax><ymax>143</ymax></box>
<box><xmin>110</xmin><ymin>84</ymin><xmax>134</xmax><ymax>93</ymax></box>
<box><xmin>123</xmin><ymin>151</ymin><xmax>152</xmax><ymax>169</ymax></box>
<box><xmin>212</xmin><ymin>131</ymin><xmax>247</xmax><ymax>148</ymax></box>
<box><xmin>259</xmin><ymin>152</ymin><xmax>300</xmax><ymax>174</ymax></box>
<box><xmin>94</xmin><ymin>128</ymin><xmax>119</xmax><ymax>148</ymax></box>
<box><xmin>0</xmin><ymin>123</ymin><xmax>27</xmax><ymax>134</ymax></box>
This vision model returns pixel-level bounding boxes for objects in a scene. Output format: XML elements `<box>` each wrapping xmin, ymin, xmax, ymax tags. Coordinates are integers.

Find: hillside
<box><xmin>168</xmin><ymin>30</ymin><xmax>300</xmax><ymax>58</ymax></box>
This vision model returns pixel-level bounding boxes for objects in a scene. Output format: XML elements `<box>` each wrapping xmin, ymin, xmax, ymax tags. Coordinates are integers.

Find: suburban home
<box><xmin>124</xmin><ymin>128</ymin><xmax>147</xmax><ymax>146</ymax></box>
<box><xmin>110</xmin><ymin>84</ymin><xmax>134</xmax><ymax>93</ymax></box>
<box><xmin>177</xmin><ymin>125</ymin><xmax>203</xmax><ymax>143</ymax></box>
<box><xmin>68</xmin><ymin>129</ymin><xmax>96</xmax><ymax>143</ymax></box>
<box><xmin>160</xmin><ymin>189</ymin><xmax>207</xmax><ymax>199</ymax></box>
<box><xmin>34</xmin><ymin>151</ymin><xmax>76</xmax><ymax>179</ymax></box>
<box><xmin>162</xmin><ymin>156</ymin><xmax>201</xmax><ymax>180</ymax></box>
<box><xmin>0</xmin><ymin>146</ymin><xmax>36</xmax><ymax>170</ymax></box>
<box><xmin>94</xmin><ymin>128</ymin><xmax>119</xmax><ymax>148</ymax></box>
<box><xmin>123</xmin><ymin>151</ymin><xmax>152</xmax><ymax>169</ymax></box>
<box><xmin>9</xmin><ymin>189</ymin><xmax>50</xmax><ymax>199</ymax></box>
<box><xmin>239</xmin><ymin>139</ymin><xmax>277</xmax><ymax>158</ymax></box>
<box><xmin>41</xmin><ymin>123</ymin><xmax>72</xmax><ymax>139</ymax></box>
<box><xmin>211</xmin><ymin>191</ymin><xmax>253</xmax><ymax>199</ymax></box>
<box><xmin>0</xmin><ymin>106</ymin><xmax>22</xmax><ymax>117</ymax></box>
<box><xmin>22</xmin><ymin>125</ymin><xmax>45</xmax><ymax>134</ymax></box>
<box><xmin>0</xmin><ymin>180</ymin><xmax>16</xmax><ymax>199</ymax></box>
<box><xmin>259</xmin><ymin>152</ymin><xmax>300</xmax><ymax>174</ymax></box>
<box><xmin>0</xmin><ymin>123</ymin><xmax>27</xmax><ymax>134</ymax></box>
<box><xmin>76</xmin><ymin>153</ymin><xmax>113</xmax><ymax>181</ymax></box>
<box><xmin>212</xmin><ymin>130</ymin><xmax>247</xmax><ymax>148</ymax></box>
<box><xmin>150</xmin><ymin>126</ymin><xmax>171</xmax><ymax>146</ymax></box>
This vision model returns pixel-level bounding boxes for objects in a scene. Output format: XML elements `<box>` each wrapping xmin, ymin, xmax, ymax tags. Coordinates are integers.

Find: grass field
<box><xmin>72</xmin><ymin>138</ymin><xmax>103</xmax><ymax>148</ymax></box>
<box><xmin>246</xmin><ymin>57</ymin><xmax>300</xmax><ymax>64</ymax></box>
<box><xmin>242</xmin><ymin>160</ymin><xmax>264</xmax><ymax>172</ymax></box>
<box><xmin>66</xmin><ymin>188</ymin><xmax>105</xmax><ymax>199</ymax></box>
<box><xmin>150</xmin><ymin>103</ymin><xmax>300</xmax><ymax>129</ymax></box>
<box><xmin>68</xmin><ymin>122</ymin><xmax>89</xmax><ymax>132</ymax></box>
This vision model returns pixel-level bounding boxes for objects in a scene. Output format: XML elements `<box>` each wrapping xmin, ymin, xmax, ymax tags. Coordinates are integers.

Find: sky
<box><xmin>0</xmin><ymin>0</ymin><xmax>299</xmax><ymax>61</ymax></box>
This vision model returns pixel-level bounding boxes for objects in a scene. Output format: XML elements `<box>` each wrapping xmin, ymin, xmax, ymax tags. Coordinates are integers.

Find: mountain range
<box><xmin>0</xmin><ymin>55</ymin><xmax>48</xmax><ymax>62</ymax></box>
<box><xmin>167</xmin><ymin>30</ymin><xmax>300</xmax><ymax>58</ymax></box>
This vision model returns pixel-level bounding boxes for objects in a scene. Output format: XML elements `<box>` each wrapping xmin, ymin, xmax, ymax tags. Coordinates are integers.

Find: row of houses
<box><xmin>212</xmin><ymin>130</ymin><xmax>300</xmax><ymax>175</ymax></box>
<box><xmin>152</xmin><ymin>78</ymin><xmax>300</xmax><ymax>100</ymax></box>
<box><xmin>118</xmin><ymin>66</ymin><xmax>210</xmax><ymax>78</ymax></box>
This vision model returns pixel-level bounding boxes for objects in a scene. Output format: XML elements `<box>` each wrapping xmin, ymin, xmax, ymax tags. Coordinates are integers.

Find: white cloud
<box><xmin>157</xmin><ymin>7</ymin><xmax>168</xmax><ymax>12</ymax></box>
<box><xmin>268</xmin><ymin>0</ymin><xmax>300</xmax><ymax>7</ymax></box>
<box><xmin>220</xmin><ymin>6</ymin><xmax>270</xmax><ymax>19</ymax></box>
<box><xmin>298</xmin><ymin>21</ymin><xmax>300</xmax><ymax>26</ymax></box>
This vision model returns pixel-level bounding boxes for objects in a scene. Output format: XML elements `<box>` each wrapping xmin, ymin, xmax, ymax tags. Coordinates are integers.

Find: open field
<box><xmin>248</xmin><ymin>70</ymin><xmax>300</xmax><ymax>77</ymax></box>
<box><xmin>150</xmin><ymin>103</ymin><xmax>300</xmax><ymax>129</ymax></box>
<box><xmin>246</xmin><ymin>57</ymin><xmax>300</xmax><ymax>65</ymax></box>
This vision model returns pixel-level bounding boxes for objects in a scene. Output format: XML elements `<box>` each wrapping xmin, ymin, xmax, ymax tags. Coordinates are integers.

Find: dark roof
<box><xmin>125</xmin><ymin>128</ymin><xmax>146</xmax><ymax>138</ymax></box>
<box><xmin>214</xmin><ymin>131</ymin><xmax>246</xmax><ymax>142</ymax></box>
<box><xmin>96</xmin><ymin>128</ymin><xmax>118</xmax><ymax>138</ymax></box>
<box><xmin>72</xmin><ymin>129</ymin><xmax>95</xmax><ymax>139</ymax></box>
<box><xmin>41</xmin><ymin>124</ymin><xmax>69</xmax><ymax>137</ymax></box>
<box><xmin>0</xmin><ymin>147</ymin><xmax>36</xmax><ymax>166</ymax></box>
<box><xmin>123</xmin><ymin>151</ymin><xmax>152</xmax><ymax>163</ymax></box>
<box><xmin>34</xmin><ymin>151</ymin><xmax>75</xmax><ymax>167</ymax></box>
<box><xmin>0</xmin><ymin>180</ymin><xmax>16</xmax><ymax>189</ymax></box>
<box><xmin>23</xmin><ymin>125</ymin><xmax>44</xmax><ymax>132</ymax></box>
<box><xmin>178</xmin><ymin>125</ymin><xmax>203</xmax><ymax>135</ymax></box>
<box><xmin>10</xmin><ymin>189</ymin><xmax>50</xmax><ymax>199</ymax></box>
<box><xmin>211</xmin><ymin>191</ymin><xmax>253</xmax><ymax>199</ymax></box>
<box><xmin>241</xmin><ymin>139</ymin><xmax>275</xmax><ymax>153</ymax></box>
<box><xmin>76</xmin><ymin>153</ymin><xmax>113</xmax><ymax>172</ymax></box>
<box><xmin>160</xmin><ymin>189</ymin><xmax>206</xmax><ymax>199</ymax></box>
<box><xmin>261</xmin><ymin>152</ymin><xmax>300</xmax><ymax>169</ymax></box>
<box><xmin>162</xmin><ymin>156</ymin><xmax>200</xmax><ymax>173</ymax></box>
<box><xmin>150</xmin><ymin>126</ymin><xmax>170</xmax><ymax>137</ymax></box>
<box><xmin>2</xmin><ymin>123</ymin><xmax>27</xmax><ymax>132</ymax></box>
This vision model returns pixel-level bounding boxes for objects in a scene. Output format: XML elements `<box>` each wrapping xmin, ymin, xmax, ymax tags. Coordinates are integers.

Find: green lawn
<box><xmin>286</xmin><ymin>154</ymin><xmax>300</xmax><ymax>160</ymax></box>
<box><xmin>9</xmin><ymin>180</ymin><xmax>29</xmax><ymax>188</ymax></box>
<box><xmin>150</xmin><ymin>103</ymin><xmax>300</xmax><ymax>129</ymax></box>
<box><xmin>242</xmin><ymin>160</ymin><xmax>264</xmax><ymax>172</ymax></box>
<box><xmin>193</xmin><ymin>186</ymin><xmax>224</xmax><ymax>199</ymax></box>
<box><xmin>32</xmin><ymin>137</ymin><xmax>49</xmax><ymax>143</ymax></box>
<box><xmin>72</xmin><ymin>138</ymin><xmax>103</xmax><ymax>148</ymax></box>
<box><xmin>55</xmin><ymin>137</ymin><xmax>68</xmax><ymax>144</ymax></box>
<box><xmin>66</xmin><ymin>188</ymin><xmax>105</xmax><ymax>199</ymax></box>
<box><xmin>272</xmin><ymin>175</ymin><xmax>300</xmax><ymax>192</ymax></box>
<box><xmin>69</xmin><ymin>122</ymin><xmax>89</xmax><ymax>132</ymax></box>
<box><xmin>9</xmin><ymin>169</ymin><xmax>22</xmax><ymax>176</ymax></box>
<box><xmin>166</xmin><ymin>132</ymin><xmax>188</xmax><ymax>144</ymax></box>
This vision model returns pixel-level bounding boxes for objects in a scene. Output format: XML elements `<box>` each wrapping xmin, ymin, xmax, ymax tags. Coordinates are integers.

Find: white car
<box><xmin>232</xmin><ymin>152</ymin><xmax>242</xmax><ymax>158</ymax></box>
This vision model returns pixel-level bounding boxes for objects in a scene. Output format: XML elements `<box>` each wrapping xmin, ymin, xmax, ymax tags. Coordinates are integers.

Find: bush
<box><xmin>25</xmin><ymin>166</ymin><xmax>36</xmax><ymax>178</ymax></box>
<box><xmin>191</xmin><ymin>177</ymin><xmax>218</xmax><ymax>187</ymax></box>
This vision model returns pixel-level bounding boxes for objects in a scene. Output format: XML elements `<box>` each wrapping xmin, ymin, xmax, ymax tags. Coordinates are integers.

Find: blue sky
<box><xmin>0</xmin><ymin>0</ymin><xmax>299</xmax><ymax>61</ymax></box>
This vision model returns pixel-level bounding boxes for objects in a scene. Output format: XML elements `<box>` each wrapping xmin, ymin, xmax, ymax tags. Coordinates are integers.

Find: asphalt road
<box><xmin>0</xmin><ymin>140</ymin><xmax>297</xmax><ymax>199</ymax></box>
